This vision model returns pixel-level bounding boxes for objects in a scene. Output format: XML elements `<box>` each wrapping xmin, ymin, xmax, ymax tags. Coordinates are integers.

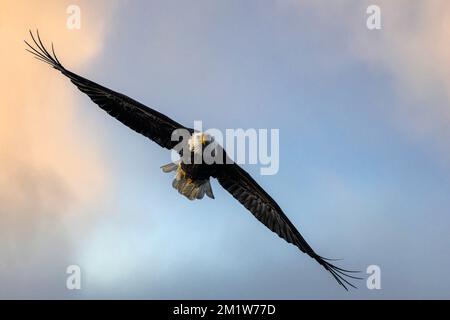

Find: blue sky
<box><xmin>1</xmin><ymin>0</ymin><xmax>450</xmax><ymax>299</ymax></box>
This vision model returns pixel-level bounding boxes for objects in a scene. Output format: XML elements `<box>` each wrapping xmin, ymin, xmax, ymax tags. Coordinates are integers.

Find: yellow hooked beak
<box><xmin>201</xmin><ymin>134</ymin><xmax>206</xmax><ymax>145</ymax></box>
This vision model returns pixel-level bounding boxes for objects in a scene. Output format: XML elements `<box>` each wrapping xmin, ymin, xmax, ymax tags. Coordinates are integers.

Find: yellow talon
<box><xmin>177</xmin><ymin>164</ymin><xmax>187</xmax><ymax>178</ymax></box>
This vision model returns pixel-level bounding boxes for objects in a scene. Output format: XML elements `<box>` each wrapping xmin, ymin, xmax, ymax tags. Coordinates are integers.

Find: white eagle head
<box><xmin>188</xmin><ymin>132</ymin><xmax>214</xmax><ymax>154</ymax></box>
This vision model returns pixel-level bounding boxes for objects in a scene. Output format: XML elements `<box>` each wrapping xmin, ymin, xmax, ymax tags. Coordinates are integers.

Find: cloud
<box><xmin>0</xmin><ymin>0</ymin><xmax>117</xmax><ymax>297</ymax></box>
<box><xmin>353</xmin><ymin>1</ymin><xmax>450</xmax><ymax>147</ymax></box>
<box><xmin>282</xmin><ymin>0</ymin><xmax>450</xmax><ymax>162</ymax></box>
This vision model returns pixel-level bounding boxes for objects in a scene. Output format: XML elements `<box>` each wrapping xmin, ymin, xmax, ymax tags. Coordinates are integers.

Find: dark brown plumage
<box><xmin>25</xmin><ymin>30</ymin><xmax>360</xmax><ymax>290</ymax></box>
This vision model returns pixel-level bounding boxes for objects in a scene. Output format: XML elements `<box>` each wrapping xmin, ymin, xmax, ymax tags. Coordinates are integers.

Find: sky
<box><xmin>0</xmin><ymin>0</ymin><xmax>450</xmax><ymax>299</ymax></box>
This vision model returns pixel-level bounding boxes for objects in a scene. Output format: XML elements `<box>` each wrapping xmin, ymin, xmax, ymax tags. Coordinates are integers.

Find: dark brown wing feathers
<box><xmin>216</xmin><ymin>163</ymin><xmax>360</xmax><ymax>290</ymax></box>
<box><xmin>24</xmin><ymin>30</ymin><xmax>189</xmax><ymax>150</ymax></box>
<box><xmin>26</xmin><ymin>30</ymin><xmax>359</xmax><ymax>290</ymax></box>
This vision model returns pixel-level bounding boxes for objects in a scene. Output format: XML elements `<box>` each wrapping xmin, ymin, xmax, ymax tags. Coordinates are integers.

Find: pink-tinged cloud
<box><xmin>0</xmin><ymin>0</ymin><xmax>117</xmax><ymax>297</ymax></box>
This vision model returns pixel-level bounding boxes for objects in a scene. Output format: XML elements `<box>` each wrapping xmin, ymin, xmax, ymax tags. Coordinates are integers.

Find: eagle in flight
<box><xmin>25</xmin><ymin>30</ymin><xmax>360</xmax><ymax>290</ymax></box>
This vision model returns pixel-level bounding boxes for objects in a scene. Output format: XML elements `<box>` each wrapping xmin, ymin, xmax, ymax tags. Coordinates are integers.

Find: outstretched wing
<box><xmin>25</xmin><ymin>30</ymin><xmax>191</xmax><ymax>150</ymax></box>
<box><xmin>215</xmin><ymin>162</ymin><xmax>360</xmax><ymax>290</ymax></box>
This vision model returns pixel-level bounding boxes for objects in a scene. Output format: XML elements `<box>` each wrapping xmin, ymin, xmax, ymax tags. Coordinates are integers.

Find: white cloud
<box><xmin>283</xmin><ymin>0</ymin><xmax>450</xmax><ymax>162</ymax></box>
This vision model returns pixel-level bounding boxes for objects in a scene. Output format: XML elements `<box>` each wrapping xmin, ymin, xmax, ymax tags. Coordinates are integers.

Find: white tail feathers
<box><xmin>160</xmin><ymin>162</ymin><xmax>215</xmax><ymax>200</ymax></box>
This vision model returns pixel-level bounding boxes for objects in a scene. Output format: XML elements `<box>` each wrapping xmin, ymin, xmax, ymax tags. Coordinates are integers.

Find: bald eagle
<box><xmin>25</xmin><ymin>31</ymin><xmax>360</xmax><ymax>290</ymax></box>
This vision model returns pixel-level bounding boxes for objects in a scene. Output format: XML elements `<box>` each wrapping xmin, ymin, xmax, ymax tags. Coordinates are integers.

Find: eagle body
<box><xmin>162</xmin><ymin>132</ymin><xmax>218</xmax><ymax>200</ymax></box>
<box><xmin>180</xmin><ymin>161</ymin><xmax>214</xmax><ymax>181</ymax></box>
